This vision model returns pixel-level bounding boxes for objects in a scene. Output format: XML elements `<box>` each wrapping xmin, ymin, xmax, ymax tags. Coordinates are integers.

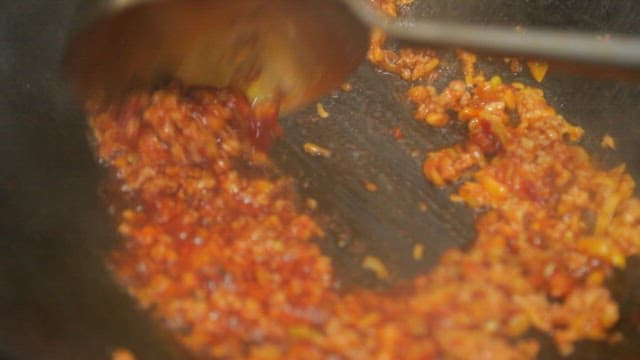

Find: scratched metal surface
<box><xmin>275</xmin><ymin>0</ymin><xmax>640</xmax><ymax>358</ymax></box>
<box><xmin>276</xmin><ymin>0</ymin><xmax>640</xmax><ymax>281</ymax></box>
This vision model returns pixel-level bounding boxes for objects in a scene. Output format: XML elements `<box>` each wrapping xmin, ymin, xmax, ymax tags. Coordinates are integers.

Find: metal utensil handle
<box><xmin>343</xmin><ymin>0</ymin><xmax>640</xmax><ymax>68</ymax></box>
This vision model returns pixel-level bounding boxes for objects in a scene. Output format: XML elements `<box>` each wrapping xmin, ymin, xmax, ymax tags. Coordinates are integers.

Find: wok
<box><xmin>1</xmin><ymin>0</ymin><xmax>639</xmax><ymax>359</ymax></box>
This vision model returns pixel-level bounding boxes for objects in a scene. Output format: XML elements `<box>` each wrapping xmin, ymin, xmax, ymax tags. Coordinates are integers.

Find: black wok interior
<box><xmin>1</xmin><ymin>0</ymin><xmax>639</xmax><ymax>359</ymax></box>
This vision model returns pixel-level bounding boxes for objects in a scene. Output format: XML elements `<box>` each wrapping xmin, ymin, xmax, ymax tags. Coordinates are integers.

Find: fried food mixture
<box><xmin>90</xmin><ymin>80</ymin><xmax>640</xmax><ymax>359</ymax></box>
<box><xmin>412</xmin><ymin>52</ymin><xmax>640</xmax><ymax>356</ymax></box>
<box><xmin>367</xmin><ymin>1</ymin><xmax>440</xmax><ymax>82</ymax></box>
<box><xmin>371</xmin><ymin>0</ymin><xmax>415</xmax><ymax>18</ymax></box>
<box><xmin>87</xmin><ymin>1</ymin><xmax>640</xmax><ymax>359</ymax></box>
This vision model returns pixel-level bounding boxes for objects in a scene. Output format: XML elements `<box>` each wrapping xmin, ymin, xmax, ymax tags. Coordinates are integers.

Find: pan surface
<box><xmin>1</xmin><ymin>0</ymin><xmax>639</xmax><ymax>359</ymax></box>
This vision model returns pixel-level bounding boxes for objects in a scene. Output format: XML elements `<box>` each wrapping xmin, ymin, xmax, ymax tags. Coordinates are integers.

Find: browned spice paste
<box><xmin>88</xmin><ymin>1</ymin><xmax>640</xmax><ymax>358</ymax></box>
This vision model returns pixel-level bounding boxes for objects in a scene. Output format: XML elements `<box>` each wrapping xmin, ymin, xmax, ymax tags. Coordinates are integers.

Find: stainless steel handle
<box><xmin>343</xmin><ymin>0</ymin><xmax>640</xmax><ymax>70</ymax></box>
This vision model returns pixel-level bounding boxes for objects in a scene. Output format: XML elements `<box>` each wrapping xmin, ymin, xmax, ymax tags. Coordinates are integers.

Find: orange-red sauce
<box><xmin>87</xmin><ymin>2</ymin><xmax>640</xmax><ymax>358</ymax></box>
